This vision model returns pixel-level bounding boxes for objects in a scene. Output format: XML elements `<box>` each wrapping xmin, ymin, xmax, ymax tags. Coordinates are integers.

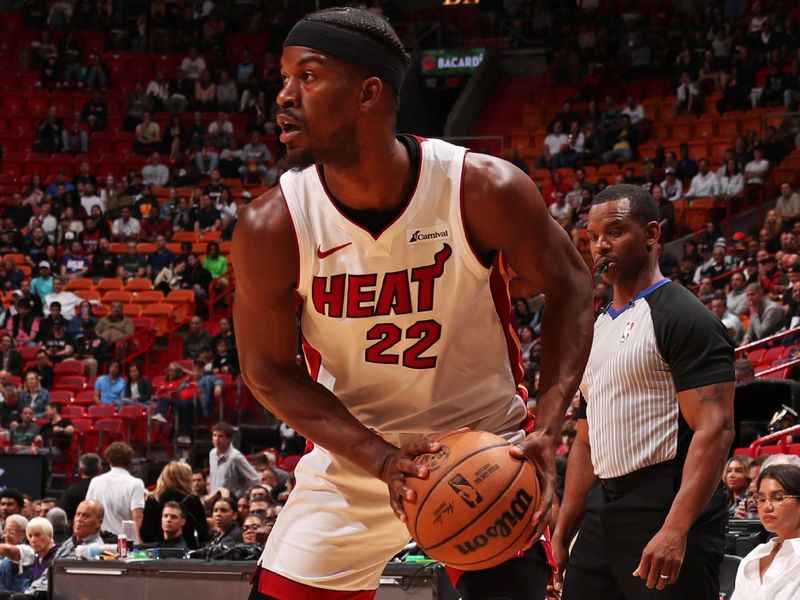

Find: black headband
<box><xmin>283</xmin><ymin>20</ymin><xmax>407</xmax><ymax>91</ymax></box>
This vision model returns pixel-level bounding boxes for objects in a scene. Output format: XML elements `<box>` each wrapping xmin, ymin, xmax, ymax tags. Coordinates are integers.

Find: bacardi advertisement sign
<box><xmin>420</xmin><ymin>48</ymin><xmax>485</xmax><ymax>76</ymax></box>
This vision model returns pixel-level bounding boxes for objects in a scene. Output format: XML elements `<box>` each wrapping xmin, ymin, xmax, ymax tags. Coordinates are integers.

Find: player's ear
<box><xmin>646</xmin><ymin>221</ymin><xmax>661</xmax><ymax>248</ymax></box>
<box><xmin>360</xmin><ymin>77</ymin><xmax>383</xmax><ymax>110</ymax></box>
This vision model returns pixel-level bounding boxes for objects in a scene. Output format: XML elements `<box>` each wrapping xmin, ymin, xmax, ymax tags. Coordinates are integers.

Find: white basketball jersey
<box><xmin>280</xmin><ymin>137</ymin><xmax>526</xmax><ymax>437</ymax></box>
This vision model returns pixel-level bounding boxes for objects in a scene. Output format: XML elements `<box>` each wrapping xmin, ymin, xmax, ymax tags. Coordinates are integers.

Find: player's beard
<box><xmin>286</xmin><ymin>118</ymin><xmax>359</xmax><ymax>172</ymax></box>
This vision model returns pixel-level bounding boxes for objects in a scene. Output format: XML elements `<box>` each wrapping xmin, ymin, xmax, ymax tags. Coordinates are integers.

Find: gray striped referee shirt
<box><xmin>578</xmin><ymin>279</ymin><xmax>734</xmax><ymax>479</ymax></box>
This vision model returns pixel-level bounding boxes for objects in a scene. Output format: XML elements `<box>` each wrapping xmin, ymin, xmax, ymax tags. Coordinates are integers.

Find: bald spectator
<box><xmin>85</xmin><ymin>442</ymin><xmax>145</xmax><ymax>540</ymax></box>
<box><xmin>183</xmin><ymin>316</ymin><xmax>212</xmax><ymax>360</ymax></box>
<box><xmin>52</xmin><ymin>500</ymin><xmax>105</xmax><ymax>559</ymax></box>
<box><xmin>94</xmin><ymin>301</ymin><xmax>134</xmax><ymax>345</ymax></box>
<box><xmin>775</xmin><ymin>182</ymin><xmax>800</xmax><ymax>219</ymax></box>
<box><xmin>141</xmin><ymin>153</ymin><xmax>170</xmax><ymax>188</ymax></box>
<box><xmin>742</xmin><ymin>283</ymin><xmax>785</xmax><ymax>344</ymax></box>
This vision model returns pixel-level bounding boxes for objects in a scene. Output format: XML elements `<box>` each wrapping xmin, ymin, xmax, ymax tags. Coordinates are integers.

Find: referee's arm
<box><xmin>550</xmin><ymin>417</ymin><xmax>595</xmax><ymax>591</ymax></box>
<box><xmin>633</xmin><ymin>380</ymin><xmax>735</xmax><ymax>590</ymax></box>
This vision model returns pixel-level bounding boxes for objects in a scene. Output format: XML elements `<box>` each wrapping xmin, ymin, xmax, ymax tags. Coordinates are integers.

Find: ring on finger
<box><xmin>659</xmin><ymin>574</ymin><xmax>670</xmax><ymax>580</ymax></box>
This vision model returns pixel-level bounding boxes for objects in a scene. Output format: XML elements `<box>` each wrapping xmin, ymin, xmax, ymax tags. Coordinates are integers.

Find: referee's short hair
<box><xmin>591</xmin><ymin>184</ymin><xmax>660</xmax><ymax>226</ymax></box>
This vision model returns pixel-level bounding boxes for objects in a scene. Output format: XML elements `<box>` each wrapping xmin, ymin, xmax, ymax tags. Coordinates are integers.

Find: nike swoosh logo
<box><xmin>317</xmin><ymin>242</ymin><xmax>352</xmax><ymax>259</ymax></box>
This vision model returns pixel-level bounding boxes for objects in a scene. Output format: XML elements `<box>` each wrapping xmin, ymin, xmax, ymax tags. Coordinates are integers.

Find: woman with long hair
<box><xmin>731</xmin><ymin>464</ymin><xmax>800</xmax><ymax>599</ymax></box>
<box><xmin>140</xmin><ymin>461</ymin><xmax>210</xmax><ymax>549</ymax></box>
<box><xmin>20</xmin><ymin>371</ymin><xmax>51</xmax><ymax>417</ymax></box>
<box><xmin>725</xmin><ymin>455</ymin><xmax>752</xmax><ymax>516</ymax></box>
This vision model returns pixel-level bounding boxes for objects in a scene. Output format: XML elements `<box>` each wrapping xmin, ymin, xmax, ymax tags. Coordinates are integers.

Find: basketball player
<box><xmin>551</xmin><ymin>185</ymin><xmax>734</xmax><ymax>600</ymax></box>
<box><xmin>233</xmin><ymin>8</ymin><xmax>594</xmax><ymax>600</ymax></box>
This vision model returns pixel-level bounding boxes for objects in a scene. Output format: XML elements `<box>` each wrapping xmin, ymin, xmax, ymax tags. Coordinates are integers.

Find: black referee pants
<box><xmin>563</xmin><ymin>462</ymin><xmax>727</xmax><ymax>600</ymax></box>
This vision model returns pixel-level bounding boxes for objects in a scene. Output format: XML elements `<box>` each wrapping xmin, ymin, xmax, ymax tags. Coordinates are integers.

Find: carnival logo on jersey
<box><xmin>620</xmin><ymin>320</ymin><xmax>635</xmax><ymax>344</ymax></box>
<box><xmin>408</xmin><ymin>226</ymin><xmax>450</xmax><ymax>244</ymax></box>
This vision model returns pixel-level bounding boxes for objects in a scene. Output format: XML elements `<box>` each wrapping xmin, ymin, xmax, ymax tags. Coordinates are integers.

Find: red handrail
<box><xmin>756</xmin><ymin>357</ymin><xmax>800</xmax><ymax>377</ymax></box>
<box><xmin>736</xmin><ymin>326</ymin><xmax>800</xmax><ymax>358</ymax></box>
<box><xmin>749</xmin><ymin>424</ymin><xmax>800</xmax><ymax>455</ymax></box>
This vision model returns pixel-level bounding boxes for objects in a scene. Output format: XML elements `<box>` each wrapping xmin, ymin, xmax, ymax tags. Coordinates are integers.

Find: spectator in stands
<box><xmin>194</xmin><ymin>144</ymin><xmax>220</xmax><ymax>177</ymax></box>
<box><xmin>141</xmin><ymin>461</ymin><xmax>209</xmax><ymax>549</ymax></box>
<box><xmin>121</xmin><ymin>364</ymin><xmax>151</xmax><ymax>405</ymax></box>
<box><xmin>209</xmin><ymin>497</ymin><xmax>242</xmax><ymax>546</ymax></box>
<box><xmin>685</xmin><ymin>159</ymin><xmax>721</xmax><ymax>199</ymax></box>
<box><xmin>745</xmin><ymin>146</ymin><xmax>770</xmax><ymax>186</ymax></box>
<box><xmin>20</xmin><ymin>372</ymin><xmax>50</xmax><ymax>418</ymax></box>
<box><xmin>193</xmin><ymin>195</ymin><xmax>221</xmax><ymax>235</ymax></box>
<box><xmin>0</xmin><ymin>514</ymin><xmax>32</xmax><ymax>593</ymax></box>
<box><xmin>156</xmin><ymin>502</ymin><xmax>190</xmax><ymax>551</ymax></box>
<box><xmin>203</xmin><ymin>241</ymin><xmax>228</xmax><ymax>289</ymax></box>
<box><xmin>4</xmin><ymin>194</ymin><xmax>33</xmax><ymax>233</ymax></box>
<box><xmin>621</xmin><ymin>96</ymin><xmax>645</xmax><ymax>131</ymax></box>
<box><xmin>85</xmin><ymin>53</ymin><xmax>108</xmax><ymax>92</ymax></box>
<box><xmin>180</xmin><ymin>47</ymin><xmax>206</xmax><ymax>81</ymax></box>
<box><xmin>34</xmin><ymin>107</ymin><xmax>63</xmax><ymax>155</ymax></box>
<box><xmin>141</xmin><ymin>153</ymin><xmax>170</xmax><ymax>188</ymax></box>
<box><xmin>81</xmin><ymin>94</ymin><xmax>108</xmax><ymax>131</ymax></box>
<box><xmin>93</xmin><ymin>360</ymin><xmax>126</xmax><ymax>407</ymax></box>
<box><xmin>61</xmin><ymin>112</ymin><xmax>88</xmax><ymax>154</ymax></box>
<box><xmin>134</xmin><ymin>112</ymin><xmax>161</xmax><ymax>155</ymax></box>
<box><xmin>59</xmin><ymin>242</ymin><xmax>90</xmax><ymax>281</ymax></box>
<box><xmin>145</xmin><ymin>70</ymin><xmax>170</xmax><ymax>111</ymax></box>
<box><xmin>144</xmin><ymin>235</ymin><xmax>175</xmax><ymax>281</ymax></box>
<box><xmin>123</xmin><ymin>82</ymin><xmax>152</xmax><ymax>132</ymax></box>
<box><xmin>730</xmin><ymin>464</ymin><xmax>800</xmax><ymax>599</ymax></box>
<box><xmin>0</xmin><ymin>388</ymin><xmax>21</xmax><ymax>431</ymax></box>
<box><xmin>117</xmin><ymin>242</ymin><xmax>147</xmax><ymax>281</ymax></box>
<box><xmin>775</xmin><ymin>182</ymin><xmax>800</xmax><ymax>218</ymax></box>
<box><xmin>183</xmin><ymin>316</ymin><xmax>213</xmax><ymax>360</ymax></box>
<box><xmin>35</xmin><ymin>403</ymin><xmax>73</xmax><ymax>458</ymax></box>
<box><xmin>676</xmin><ymin>71</ymin><xmax>704</xmax><ymax>115</ymax></box>
<box><xmin>35</xmin><ymin>55</ymin><xmax>60</xmax><ymax>90</ymax></box>
<box><xmin>104</xmin><ymin>181</ymin><xmax>133</xmax><ymax>221</ymax></box>
<box><xmin>162</xmin><ymin>115</ymin><xmax>186</xmax><ymax>162</ymax></box>
<box><xmin>6</xmin><ymin>299</ymin><xmax>40</xmax><ymax>347</ymax></box>
<box><xmin>549</xmin><ymin>191</ymin><xmax>573</xmax><ymax>229</ymax></box>
<box><xmin>12</xmin><ymin>517</ymin><xmax>57</xmax><ymax>599</ymax></box>
<box><xmin>51</xmin><ymin>500</ymin><xmax>104</xmax><ymax>561</ymax></box>
<box><xmin>0</xmin><ymin>489</ymin><xmax>23</xmax><ymax>522</ymax></box>
<box><xmin>194</xmin><ymin>70</ymin><xmax>216</xmax><ymax>111</ymax></box>
<box><xmin>212</xmin><ymin>338</ymin><xmax>239</xmax><ymax>377</ymax></box>
<box><xmin>71</xmin><ymin>321</ymin><xmax>105</xmax><ymax>377</ymax></box>
<box><xmin>725</xmin><ymin>455</ymin><xmax>752</xmax><ymax>516</ymax></box>
<box><xmin>58</xmin><ymin>454</ymin><xmax>101</xmax><ymax>522</ymax></box>
<box><xmin>209</xmin><ymin>422</ymin><xmax>260</xmax><ymax>500</ymax></box>
<box><xmin>759</xmin><ymin>252</ymin><xmax>782</xmax><ymax>295</ymax></box>
<box><xmin>191</xmin><ymin>469</ymin><xmax>208</xmax><ymax>499</ymax></box>
<box><xmin>88</xmin><ymin>238</ymin><xmax>118</xmax><ymax>280</ymax></box>
<box><xmin>710</xmin><ymin>295</ymin><xmax>745</xmax><ymax>344</ymax></box>
<box><xmin>719</xmin><ymin>159</ymin><xmax>745</xmax><ymax>197</ymax></box>
<box><xmin>241</xmin><ymin>513</ymin><xmax>271</xmax><ymax>547</ymax></box>
<box><xmin>215</xmin><ymin>71</ymin><xmax>238</xmax><ymax>114</ymax></box>
<box><xmin>40</xmin><ymin>297</ymin><xmax>69</xmax><ymax>337</ymax></box>
<box><xmin>0</xmin><ymin>335</ymin><xmax>21</xmax><ymax>377</ymax></box>
<box><xmin>743</xmin><ymin>283</ymin><xmax>785</xmax><ymax>344</ymax></box>
<box><xmin>535</xmin><ymin>121</ymin><xmax>569</xmax><ymax>170</ymax></box>
<box><xmin>86</xmin><ymin>442</ymin><xmax>145</xmax><ymax>540</ymax></box>
<box><xmin>601</xmin><ymin>114</ymin><xmax>637</xmax><ymax>164</ymax></box>
<box><xmin>40</xmin><ymin>322</ymin><xmax>74</xmax><ymax>365</ymax></box>
<box><xmin>111</xmin><ymin>206</ymin><xmax>141</xmax><ymax>242</ymax></box>
<box><xmin>207</xmin><ymin>112</ymin><xmax>233</xmax><ymax>151</ymax></box>
<box><xmin>79</xmin><ymin>184</ymin><xmax>103</xmax><ymax>217</ymax></box>
<box><xmin>45</xmin><ymin>278</ymin><xmax>83</xmax><ymax>322</ymax></box>
<box><xmin>10</xmin><ymin>407</ymin><xmax>40</xmax><ymax>454</ymax></box>
<box><xmin>31</xmin><ymin>352</ymin><xmax>53</xmax><ymax>391</ymax></box>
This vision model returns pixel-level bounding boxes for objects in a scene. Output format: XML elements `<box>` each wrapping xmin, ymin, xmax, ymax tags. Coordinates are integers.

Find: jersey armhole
<box><xmin>453</xmin><ymin>149</ymin><xmax>493</xmax><ymax>276</ymax></box>
<box><xmin>278</xmin><ymin>178</ymin><xmax>309</xmax><ymax>296</ymax></box>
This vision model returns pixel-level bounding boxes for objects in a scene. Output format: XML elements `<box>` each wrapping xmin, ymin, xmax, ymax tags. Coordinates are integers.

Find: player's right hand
<box><xmin>380</xmin><ymin>437</ymin><xmax>442</xmax><ymax>523</ymax></box>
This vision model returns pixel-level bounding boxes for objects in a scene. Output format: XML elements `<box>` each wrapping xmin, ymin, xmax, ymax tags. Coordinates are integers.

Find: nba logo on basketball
<box><xmin>448</xmin><ymin>473</ymin><xmax>483</xmax><ymax>508</ymax></box>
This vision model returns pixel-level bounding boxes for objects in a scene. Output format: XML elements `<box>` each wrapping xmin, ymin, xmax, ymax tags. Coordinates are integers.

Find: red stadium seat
<box><xmin>54</xmin><ymin>360</ymin><xmax>84</xmax><ymax>376</ymax></box>
<box><xmin>88</xmin><ymin>405</ymin><xmax>116</xmax><ymax>419</ymax></box>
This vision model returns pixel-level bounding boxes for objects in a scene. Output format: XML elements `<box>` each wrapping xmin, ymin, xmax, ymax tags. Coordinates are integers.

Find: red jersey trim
<box><xmin>256</xmin><ymin>568</ymin><xmax>376</xmax><ymax>600</ymax></box>
<box><xmin>488</xmin><ymin>252</ymin><xmax>524</xmax><ymax>385</ymax></box>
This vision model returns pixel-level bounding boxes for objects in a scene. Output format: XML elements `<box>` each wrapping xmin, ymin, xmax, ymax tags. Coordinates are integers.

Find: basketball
<box><xmin>403</xmin><ymin>430</ymin><xmax>539</xmax><ymax>571</ymax></box>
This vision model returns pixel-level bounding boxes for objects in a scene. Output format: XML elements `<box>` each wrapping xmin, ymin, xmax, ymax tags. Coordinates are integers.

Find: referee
<box><xmin>552</xmin><ymin>185</ymin><xmax>734</xmax><ymax>599</ymax></box>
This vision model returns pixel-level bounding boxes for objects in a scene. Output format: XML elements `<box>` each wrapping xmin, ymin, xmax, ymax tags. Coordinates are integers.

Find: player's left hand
<box><xmin>509</xmin><ymin>430</ymin><xmax>557</xmax><ymax>542</ymax></box>
<box><xmin>632</xmin><ymin>526</ymin><xmax>687</xmax><ymax>590</ymax></box>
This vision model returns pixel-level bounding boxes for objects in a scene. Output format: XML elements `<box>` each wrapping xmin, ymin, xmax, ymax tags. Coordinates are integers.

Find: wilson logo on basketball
<box><xmin>416</xmin><ymin>446</ymin><xmax>450</xmax><ymax>472</ymax></box>
<box><xmin>453</xmin><ymin>488</ymin><xmax>533</xmax><ymax>556</ymax></box>
<box><xmin>448</xmin><ymin>473</ymin><xmax>483</xmax><ymax>508</ymax></box>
